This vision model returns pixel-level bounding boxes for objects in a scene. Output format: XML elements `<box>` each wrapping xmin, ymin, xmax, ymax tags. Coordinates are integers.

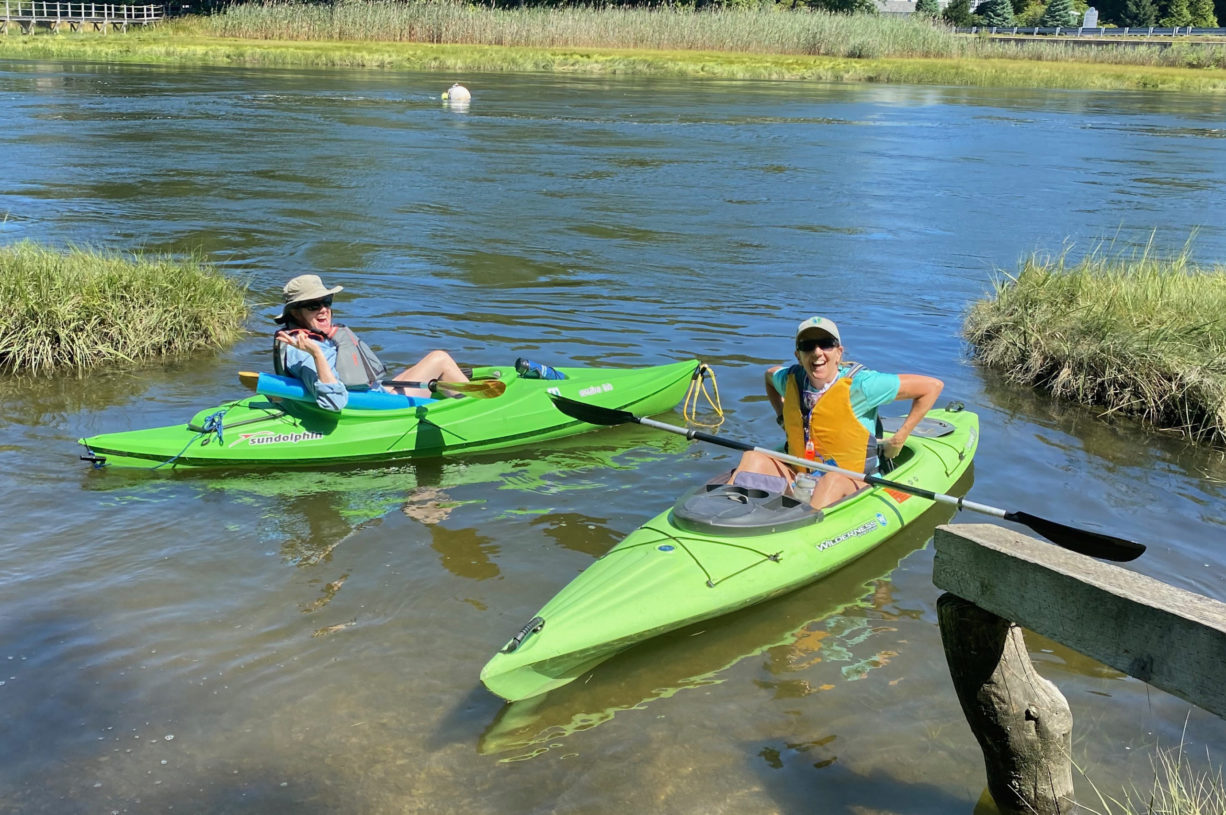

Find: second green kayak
<box><xmin>481</xmin><ymin>404</ymin><xmax>979</xmax><ymax>702</ymax></box>
<box><xmin>80</xmin><ymin>359</ymin><xmax>701</xmax><ymax>470</ymax></box>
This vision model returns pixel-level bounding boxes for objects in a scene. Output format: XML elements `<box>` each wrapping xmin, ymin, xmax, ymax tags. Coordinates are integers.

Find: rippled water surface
<box><xmin>2</xmin><ymin>61</ymin><xmax>1225</xmax><ymax>814</ymax></box>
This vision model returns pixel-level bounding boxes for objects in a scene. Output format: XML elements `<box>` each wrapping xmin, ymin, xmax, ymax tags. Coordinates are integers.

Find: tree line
<box><xmin>918</xmin><ymin>0</ymin><xmax>1220</xmax><ymax>28</ymax></box>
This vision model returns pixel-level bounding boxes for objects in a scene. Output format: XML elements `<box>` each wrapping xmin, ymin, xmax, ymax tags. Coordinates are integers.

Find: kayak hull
<box><xmin>481</xmin><ymin>405</ymin><xmax>979</xmax><ymax>702</ymax></box>
<box><xmin>80</xmin><ymin>360</ymin><xmax>699</xmax><ymax>469</ymax></box>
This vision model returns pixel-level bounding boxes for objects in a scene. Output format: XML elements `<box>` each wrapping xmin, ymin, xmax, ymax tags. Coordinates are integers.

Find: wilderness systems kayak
<box><xmin>480</xmin><ymin>405</ymin><xmax>979</xmax><ymax>703</ymax></box>
<box><xmin>79</xmin><ymin>359</ymin><xmax>701</xmax><ymax>469</ymax></box>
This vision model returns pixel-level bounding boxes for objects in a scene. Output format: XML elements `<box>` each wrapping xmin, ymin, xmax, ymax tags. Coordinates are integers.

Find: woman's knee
<box><xmin>734</xmin><ymin>451</ymin><xmax>770</xmax><ymax>473</ymax></box>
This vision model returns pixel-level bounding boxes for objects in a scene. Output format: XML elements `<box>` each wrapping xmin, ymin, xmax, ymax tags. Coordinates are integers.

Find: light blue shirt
<box><xmin>281</xmin><ymin>340</ymin><xmax>349</xmax><ymax>412</ymax></box>
<box><xmin>771</xmin><ymin>364</ymin><xmax>900</xmax><ymax>435</ymax></box>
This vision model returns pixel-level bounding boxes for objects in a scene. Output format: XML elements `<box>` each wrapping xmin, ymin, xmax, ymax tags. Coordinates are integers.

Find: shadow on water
<box><xmin>473</xmin><ymin>476</ymin><xmax>971</xmax><ymax>761</ymax></box>
<box><xmin>748</xmin><ymin>754</ymin><xmax>986</xmax><ymax>815</ymax></box>
<box><xmin>974</xmin><ymin>365</ymin><xmax>1225</xmax><ymax>471</ymax></box>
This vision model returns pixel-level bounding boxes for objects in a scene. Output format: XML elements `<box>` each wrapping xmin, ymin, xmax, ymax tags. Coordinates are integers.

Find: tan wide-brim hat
<box><xmin>275</xmin><ymin>274</ymin><xmax>343</xmax><ymax>323</ymax></box>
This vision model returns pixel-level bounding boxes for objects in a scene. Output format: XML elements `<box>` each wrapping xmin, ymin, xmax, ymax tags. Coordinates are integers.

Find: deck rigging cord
<box><xmin>682</xmin><ymin>363</ymin><xmax>724</xmax><ymax>429</ymax></box>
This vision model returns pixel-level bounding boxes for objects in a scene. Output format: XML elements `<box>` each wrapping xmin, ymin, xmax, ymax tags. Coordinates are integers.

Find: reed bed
<box><xmin>0</xmin><ymin>241</ymin><xmax>249</xmax><ymax>374</ymax></box>
<box><xmin>190</xmin><ymin>1</ymin><xmax>1226</xmax><ymax>69</ymax></box>
<box><xmin>963</xmin><ymin>244</ymin><xmax>1226</xmax><ymax>445</ymax></box>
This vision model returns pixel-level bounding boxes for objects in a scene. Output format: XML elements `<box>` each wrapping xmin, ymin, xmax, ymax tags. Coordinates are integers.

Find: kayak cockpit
<box><xmin>670</xmin><ymin>483</ymin><xmax>821</xmax><ymax>537</ymax></box>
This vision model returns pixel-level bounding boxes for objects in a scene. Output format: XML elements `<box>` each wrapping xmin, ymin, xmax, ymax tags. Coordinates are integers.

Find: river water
<box><xmin>1</xmin><ymin>60</ymin><xmax>1225</xmax><ymax>814</ymax></box>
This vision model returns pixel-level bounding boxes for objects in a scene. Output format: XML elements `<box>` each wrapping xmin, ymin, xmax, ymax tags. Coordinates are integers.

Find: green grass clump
<box><xmin>0</xmin><ymin>241</ymin><xmax>248</xmax><ymax>374</ymax></box>
<box><xmin>1085</xmin><ymin>740</ymin><xmax>1226</xmax><ymax>815</ymax></box>
<box><xmin>963</xmin><ymin>243</ymin><xmax>1226</xmax><ymax>444</ymax></box>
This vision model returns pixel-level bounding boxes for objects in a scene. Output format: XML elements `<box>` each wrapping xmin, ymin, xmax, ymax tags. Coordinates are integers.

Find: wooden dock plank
<box><xmin>933</xmin><ymin>523</ymin><xmax>1226</xmax><ymax>718</ymax></box>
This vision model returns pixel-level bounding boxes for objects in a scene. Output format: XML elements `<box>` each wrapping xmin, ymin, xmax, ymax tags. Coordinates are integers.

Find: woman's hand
<box><xmin>276</xmin><ymin>330</ymin><xmax>338</xmax><ymax>384</ymax></box>
<box><xmin>881</xmin><ymin>435</ymin><xmax>906</xmax><ymax>460</ymax></box>
<box><xmin>275</xmin><ymin>330</ymin><xmax>319</xmax><ymax>354</ymax></box>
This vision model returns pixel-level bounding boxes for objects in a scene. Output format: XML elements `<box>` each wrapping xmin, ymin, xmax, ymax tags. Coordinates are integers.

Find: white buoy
<box><xmin>442</xmin><ymin>83</ymin><xmax>471</xmax><ymax>103</ymax></box>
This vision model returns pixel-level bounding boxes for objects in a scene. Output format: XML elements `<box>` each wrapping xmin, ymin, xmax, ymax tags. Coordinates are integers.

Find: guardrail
<box><xmin>1</xmin><ymin>0</ymin><xmax>164</xmax><ymax>33</ymax></box>
<box><xmin>956</xmin><ymin>24</ymin><xmax>1226</xmax><ymax>36</ymax></box>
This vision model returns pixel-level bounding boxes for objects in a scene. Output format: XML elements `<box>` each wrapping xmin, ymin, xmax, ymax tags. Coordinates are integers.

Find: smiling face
<box><xmin>794</xmin><ymin>330</ymin><xmax>843</xmax><ymax>387</ymax></box>
<box><xmin>290</xmin><ymin>296</ymin><xmax>334</xmax><ymax>333</ymax></box>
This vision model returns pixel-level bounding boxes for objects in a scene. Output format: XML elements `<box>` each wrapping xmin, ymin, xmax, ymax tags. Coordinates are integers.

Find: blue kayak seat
<box><xmin>255</xmin><ymin>373</ymin><xmax>437</xmax><ymax>410</ymax></box>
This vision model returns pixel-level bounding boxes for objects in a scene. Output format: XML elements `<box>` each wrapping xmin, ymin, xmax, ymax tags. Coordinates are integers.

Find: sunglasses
<box><xmin>796</xmin><ymin>337</ymin><xmax>839</xmax><ymax>353</ymax></box>
<box><xmin>298</xmin><ymin>297</ymin><xmax>333</xmax><ymax>312</ymax></box>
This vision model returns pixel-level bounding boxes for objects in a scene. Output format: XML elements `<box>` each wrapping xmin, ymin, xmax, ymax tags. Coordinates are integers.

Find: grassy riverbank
<box><xmin>0</xmin><ymin>241</ymin><xmax>248</xmax><ymax>374</ymax></box>
<box><xmin>2</xmin><ymin>5</ymin><xmax>1225</xmax><ymax>91</ymax></box>
<box><xmin>964</xmin><ymin>245</ymin><xmax>1226</xmax><ymax>445</ymax></box>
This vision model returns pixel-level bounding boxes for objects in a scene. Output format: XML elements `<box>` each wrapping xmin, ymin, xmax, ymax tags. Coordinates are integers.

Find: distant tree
<box><xmin>915</xmin><ymin>0</ymin><xmax>941</xmax><ymax>16</ymax></box>
<box><xmin>1188</xmin><ymin>0</ymin><xmax>1218</xmax><ymax>24</ymax></box>
<box><xmin>1016</xmin><ymin>0</ymin><xmax>1048</xmax><ymax>23</ymax></box>
<box><xmin>943</xmin><ymin>0</ymin><xmax>976</xmax><ymax>23</ymax></box>
<box><xmin>1040</xmin><ymin>0</ymin><xmax>1079</xmax><ymax>23</ymax></box>
<box><xmin>979</xmin><ymin>0</ymin><xmax>1016</xmax><ymax>23</ymax></box>
<box><xmin>1159</xmin><ymin>0</ymin><xmax>1192</xmax><ymax>24</ymax></box>
<box><xmin>797</xmin><ymin>0</ymin><xmax>879</xmax><ymax>12</ymax></box>
<box><xmin>1092</xmin><ymin>0</ymin><xmax>1127</xmax><ymax>23</ymax></box>
<box><xmin>1121</xmin><ymin>0</ymin><xmax>1159</xmax><ymax>23</ymax></box>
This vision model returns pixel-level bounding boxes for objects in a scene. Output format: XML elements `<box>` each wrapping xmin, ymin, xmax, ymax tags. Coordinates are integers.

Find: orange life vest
<box><xmin>782</xmin><ymin>363</ymin><xmax>879</xmax><ymax>476</ymax></box>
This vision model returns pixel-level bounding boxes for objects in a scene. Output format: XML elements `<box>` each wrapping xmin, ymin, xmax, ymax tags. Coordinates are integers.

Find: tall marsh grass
<box><xmin>963</xmin><ymin>244</ymin><xmax>1226</xmax><ymax>444</ymax></box>
<box><xmin>1085</xmin><ymin>740</ymin><xmax>1226</xmax><ymax>815</ymax></box>
<box><xmin>192</xmin><ymin>1</ymin><xmax>1226</xmax><ymax>68</ymax></box>
<box><xmin>0</xmin><ymin>241</ymin><xmax>248</xmax><ymax>374</ymax></box>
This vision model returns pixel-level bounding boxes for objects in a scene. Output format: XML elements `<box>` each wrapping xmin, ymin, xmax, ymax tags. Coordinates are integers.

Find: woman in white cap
<box><xmin>727</xmin><ymin>316</ymin><xmax>943</xmax><ymax>509</ymax></box>
<box><xmin>273</xmin><ymin>274</ymin><xmax>468</xmax><ymax>411</ymax></box>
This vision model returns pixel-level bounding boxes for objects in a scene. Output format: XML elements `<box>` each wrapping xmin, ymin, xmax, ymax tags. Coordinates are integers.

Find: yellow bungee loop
<box><xmin>682</xmin><ymin>363</ymin><xmax>724</xmax><ymax>429</ymax></box>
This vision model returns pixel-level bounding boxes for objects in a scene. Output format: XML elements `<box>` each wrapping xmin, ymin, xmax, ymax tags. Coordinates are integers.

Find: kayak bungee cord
<box><xmin>638</xmin><ymin>522</ymin><xmax>783</xmax><ymax>589</ymax></box>
<box><xmin>151</xmin><ymin>405</ymin><xmax>235</xmax><ymax>470</ymax></box>
<box><xmin>683</xmin><ymin>364</ymin><xmax>724</xmax><ymax>429</ymax></box>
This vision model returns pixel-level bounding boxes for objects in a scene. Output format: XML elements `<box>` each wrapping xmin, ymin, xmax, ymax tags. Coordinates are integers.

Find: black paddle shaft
<box><xmin>550</xmin><ymin>395</ymin><xmax>1145</xmax><ymax>563</ymax></box>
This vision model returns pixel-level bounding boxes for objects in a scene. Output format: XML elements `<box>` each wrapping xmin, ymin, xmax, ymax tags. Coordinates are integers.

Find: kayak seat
<box><xmin>256</xmin><ymin>373</ymin><xmax>438</xmax><ymax>409</ymax></box>
<box><xmin>671</xmin><ymin>483</ymin><xmax>821</xmax><ymax>538</ymax></box>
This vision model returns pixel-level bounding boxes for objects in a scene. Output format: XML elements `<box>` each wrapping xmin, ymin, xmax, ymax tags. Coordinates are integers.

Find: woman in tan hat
<box><xmin>273</xmin><ymin>274</ymin><xmax>468</xmax><ymax>411</ymax></box>
<box><xmin>727</xmin><ymin>316</ymin><xmax>943</xmax><ymax>509</ymax></box>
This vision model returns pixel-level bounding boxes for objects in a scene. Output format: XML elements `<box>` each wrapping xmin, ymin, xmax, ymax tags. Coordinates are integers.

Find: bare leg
<box><xmin>388</xmin><ymin>350</ymin><xmax>469</xmax><ymax>398</ymax></box>
<box><xmin>809</xmin><ymin>472</ymin><xmax>866</xmax><ymax>508</ymax></box>
<box><xmin>727</xmin><ymin>451</ymin><xmax>794</xmax><ymax>493</ymax></box>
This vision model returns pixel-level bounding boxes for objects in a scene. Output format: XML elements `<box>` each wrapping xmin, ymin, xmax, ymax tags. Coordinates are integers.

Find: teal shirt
<box><xmin>771</xmin><ymin>364</ymin><xmax>900</xmax><ymax>435</ymax></box>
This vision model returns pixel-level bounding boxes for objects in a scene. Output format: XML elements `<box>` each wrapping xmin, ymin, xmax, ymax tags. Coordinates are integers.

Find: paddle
<box><xmin>549</xmin><ymin>395</ymin><xmax>1146</xmax><ymax>563</ymax></box>
<box><xmin>237</xmin><ymin>371</ymin><xmax>506</xmax><ymax>399</ymax></box>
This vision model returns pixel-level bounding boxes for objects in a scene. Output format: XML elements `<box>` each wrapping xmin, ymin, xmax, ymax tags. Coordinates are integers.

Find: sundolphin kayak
<box><xmin>480</xmin><ymin>404</ymin><xmax>979</xmax><ymax>702</ymax></box>
<box><xmin>80</xmin><ymin>359</ymin><xmax>700</xmax><ymax>469</ymax></box>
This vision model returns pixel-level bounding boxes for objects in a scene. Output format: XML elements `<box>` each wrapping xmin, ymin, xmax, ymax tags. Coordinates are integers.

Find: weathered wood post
<box><xmin>933</xmin><ymin>522</ymin><xmax>1226</xmax><ymax>815</ymax></box>
<box><xmin>937</xmin><ymin>594</ymin><xmax>1074</xmax><ymax>814</ymax></box>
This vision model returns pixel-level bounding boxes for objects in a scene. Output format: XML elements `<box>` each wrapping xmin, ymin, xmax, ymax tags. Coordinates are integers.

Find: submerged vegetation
<box><xmin>964</xmin><ymin>243</ymin><xmax>1226</xmax><ymax>445</ymax></box>
<box><xmin>0</xmin><ymin>241</ymin><xmax>248</xmax><ymax>374</ymax></box>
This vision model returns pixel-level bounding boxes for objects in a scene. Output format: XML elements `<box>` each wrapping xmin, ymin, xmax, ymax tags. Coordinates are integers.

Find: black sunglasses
<box><xmin>298</xmin><ymin>297</ymin><xmax>333</xmax><ymax>312</ymax></box>
<box><xmin>796</xmin><ymin>337</ymin><xmax>839</xmax><ymax>353</ymax></box>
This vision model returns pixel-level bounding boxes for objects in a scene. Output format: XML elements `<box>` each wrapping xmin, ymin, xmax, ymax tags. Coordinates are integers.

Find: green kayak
<box><xmin>480</xmin><ymin>404</ymin><xmax>979</xmax><ymax>702</ymax></box>
<box><xmin>80</xmin><ymin>359</ymin><xmax>700</xmax><ymax>470</ymax></box>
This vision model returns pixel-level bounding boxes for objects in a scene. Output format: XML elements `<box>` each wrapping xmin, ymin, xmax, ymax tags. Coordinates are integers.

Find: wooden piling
<box><xmin>938</xmin><ymin>594</ymin><xmax>1074</xmax><ymax>814</ymax></box>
